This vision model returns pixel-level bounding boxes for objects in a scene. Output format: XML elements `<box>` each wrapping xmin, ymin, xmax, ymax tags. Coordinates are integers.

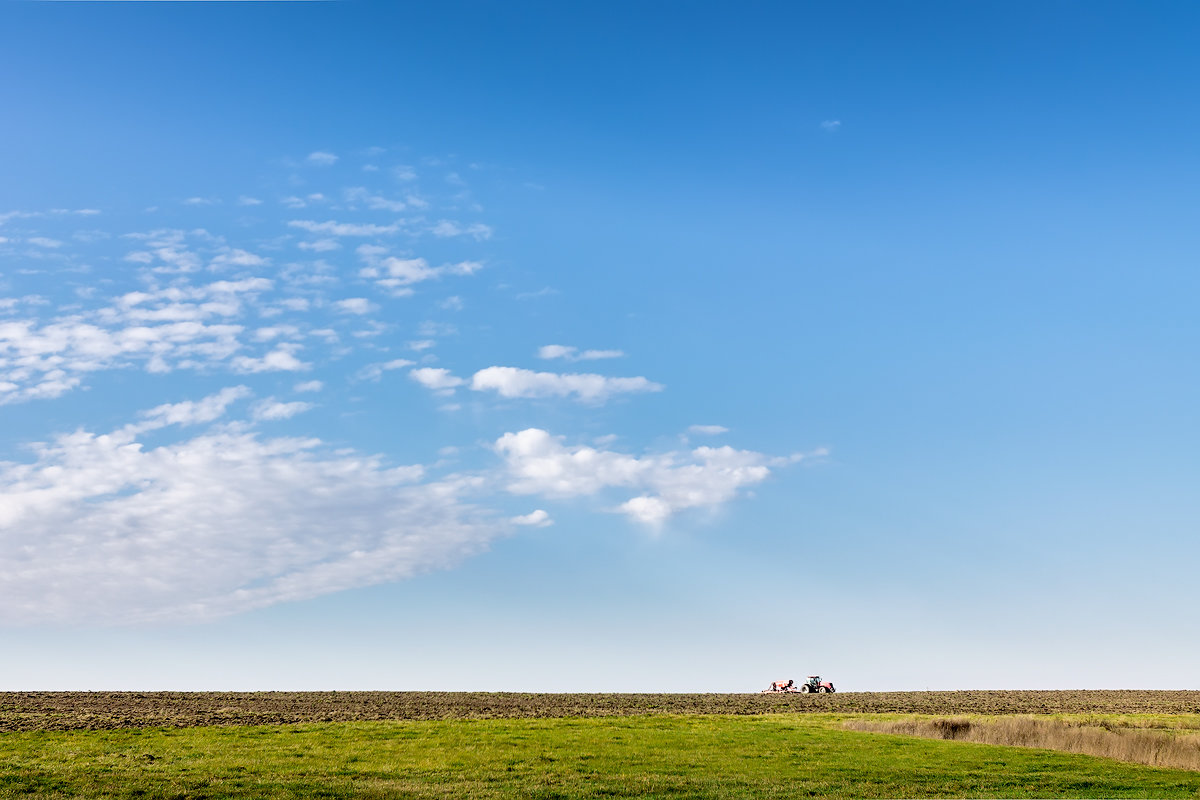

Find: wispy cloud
<box><xmin>470</xmin><ymin>366</ymin><xmax>662</xmax><ymax>404</ymax></box>
<box><xmin>410</xmin><ymin>367</ymin><xmax>465</xmax><ymax>393</ymax></box>
<box><xmin>333</xmin><ymin>297</ymin><xmax>376</xmax><ymax>315</ymax></box>
<box><xmin>251</xmin><ymin>397</ymin><xmax>315</xmax><ymax>421</ymax></box>
<box><xmin>306</xmin><ymin>151</ymin><xmax>339</xmax><ymax>166</ymax></box>
<box><xmin>231</xmin><ymin>345</ymin><xmax>310</xmax><ymax>373</ymax></box>
<box><xmin>511</xmin><ymin>509</ymin><xmax>553</xmax><ymax>527</ymax></box>
<box><xmin>356</xmin><ymin>358</ymin><xmax>414</xmax><ymax>381</ymax></box>
<box><xmin>537</xmin><ymin>344</ymin><xmax>625</xmax><ymax>361</ymax></box>
<box><xmin>431</xmin><ymin>220</ymin><xmax>493</xmax><ymax>240</ymax></box>
<box><xmin>0</xmin><ymin>145</ymin><xmax>811</xmax><ymax>625</ymax></box>
<box><xmin>288</xmin><ymin>219</ymin><xmax>402</xmax><ymax>237</ymax></box>
<box><xmin>687</xmin><ymin>424</ymin><xmax>729</xmax><ymax>436</ymax></box>
<box><xmin>0</xmin><ymin>392</ymin><xmax>494</xmax><ymax>624</ymax></box>
<box><xmin>357</xmin><ymin>251</ymin><xmax>482</xmax><ymax>294</ymax></box>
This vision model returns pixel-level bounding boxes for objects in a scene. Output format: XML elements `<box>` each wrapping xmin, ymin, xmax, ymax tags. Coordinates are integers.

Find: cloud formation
<box><xmin>687</xmin><ymin>424</ymin><xmax>729</xmax><ymax>436</ymax></box>
<box><xmin>537</xmin><ymin>344</ymin><xmax>625</xmax><ymax>361</ymax></box>
<box><xmin>0</xmin><ymin>392</ymin><xmax>498</xmax><ymax>625</ymax></box>
<box><xmin>410</xmin><ymin>367</ymin><xmax>465</xmax><ymax>392</ymax></box>
<box><xmin>357</xmin><ymin>252</ymin><xmax>482</xmax><ymax>295</ymax></box>
<box><xmin>0</xmin><ymin>152</ymin><xmax>814</xmax><ymax>625</ymax></box>
<box><xmin>511</xmin><ymin>509</ymin><xmax>553</xmax><ymax>527</ymax></box>
<box><xmin>470</xmin><ymin>367</ymin><xmax>663</xmax><ymax>403</ymax></box>
<box><xmin>0</xmin><ymin>179</ymin><xmax>491</xmax><ymax>403</ymax></box>
<box><xmin>306</xmin><ymin>151</ymin><xmax>339</xmax><ymax>166</ymax></box>
<box><xmin>0</xmin><ymin>388</ymin><xmax>794</xmax><ymax>623</ymax></box>
<box><xmin>494</xmin><ymin>428</ymin><xmax>785</xmax><ymax>525</ymax></box>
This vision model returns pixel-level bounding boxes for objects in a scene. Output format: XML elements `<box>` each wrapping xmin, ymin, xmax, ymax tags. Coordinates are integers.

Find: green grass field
<box><xmin>4</xmin><ymin>714</ymin><xmax>1200</xmax><ymax>799</ymax></box>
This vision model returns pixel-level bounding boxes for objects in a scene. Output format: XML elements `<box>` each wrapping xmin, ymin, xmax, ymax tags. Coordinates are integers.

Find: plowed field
<box><xmin>4</xmin><ymin>690</ymin><xmax>1200</xmax><ymax>731</ymax></box>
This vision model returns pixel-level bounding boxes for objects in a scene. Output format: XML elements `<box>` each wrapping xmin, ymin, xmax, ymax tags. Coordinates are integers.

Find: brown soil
<box><xmin>3</xmin><ymin>691</ymin><xmax>1200</xmax><ymax>732</ymax></box>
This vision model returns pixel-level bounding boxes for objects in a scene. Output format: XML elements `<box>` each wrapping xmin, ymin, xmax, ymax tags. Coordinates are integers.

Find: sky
<box><xmin>1</xmin><ymin>0</ymin><xmax>1198</xmax><ymax>692</ymax></box>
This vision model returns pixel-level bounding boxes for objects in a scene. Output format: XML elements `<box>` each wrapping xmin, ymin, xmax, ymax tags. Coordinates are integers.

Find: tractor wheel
<box><xmin>818</xmin><ymin>686</ymin><xmax>828</xmax><ymax>693</ymax></box>
<box><xmin>799</xmin><ymin>684</ymin><xmax>811</xmax><ymax>693</ymax></box>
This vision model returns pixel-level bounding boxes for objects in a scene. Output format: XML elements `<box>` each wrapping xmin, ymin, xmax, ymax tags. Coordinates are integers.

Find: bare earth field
<box><xmin>4</xmin><ymin>690</ymin><xmax>1200</xmax><ymax>731</ymax></box>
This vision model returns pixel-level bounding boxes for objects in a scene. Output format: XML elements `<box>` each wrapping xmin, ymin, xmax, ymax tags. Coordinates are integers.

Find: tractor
<box><xmin>761</xmin><ymin>676</ymin><xmax>836</xmax><ymax>693</ymax></box>
<box><xmin>799</xmin><ymin>675</ymin><xmax>835</xmax><ymax>693</ymax></box>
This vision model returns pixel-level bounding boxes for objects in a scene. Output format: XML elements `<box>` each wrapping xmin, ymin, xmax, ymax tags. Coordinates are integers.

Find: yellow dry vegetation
<box><xmin>845</xmin><ymin>715</ymin><xmax>1200</xmax><ymax>771</ymax></box>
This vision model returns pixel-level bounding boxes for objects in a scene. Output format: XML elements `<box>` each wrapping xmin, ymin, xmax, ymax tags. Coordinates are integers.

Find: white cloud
<box><xmin>344</xmin><ymin>187</ymin><xmax>407</xmax><ymax>212</ymax></box>
<box><xmin>306</xmin><ymin>151</ymin><xmax>339</xmax><ymax>166</ymax></box>
<box><xmin>294</xmin><ymin>380</ymin><xmax>324</xmax><ymax>393</ymax></box>
<box><xmin>356</xmin><ymin>253</ymin><xmax>481</xmax><ymax>294</ymax></box>
<box><xmin>231</xmin><ymin>345</ymin><xmax>310</xmax><ymax>373</ymax></box>
<box><xmin>445</xmin><ymin>260</ymin><xmax>483</xmax><ymax>276</ymax></box>
<box><xmin>494</xmin><ymin>428</ymin><xmax>780</xmax><ymax>526</ymax></box>
<box><xmin>431</xmin><ymin>220</ymin><xmax>493</xmax><ymax>240</ymax></box>
<box><xmin>333</xmin><ymin>297</ymin><xmax>376</xmax><ymax>315</ymax></box>
<box><xmin>511</xmin><ymin>509</ymin><xmax>553</xmax><ymax>527</ymax></box>
<box><xmin>209</xmin><ymin>248</ymin><xmax>267</xmax><ymax>270</ymax></box>
<box><xmin>410</xmin><ymin>367</ymin><xmax>464</xmax><ymax>392</ymax></box>
<box><xmin>251</xmin><ymin>398</ymin><xmax>314</xmax><ymax>421</ymax></box>
<box><xmin>0</xmin><ymin>400</ymin><xmax>497</xmax><ymax>624</ymax></box>
<box><xmin>252</xmin><ymin>325</ymin><xmax>300</xmax><ymax>342</ymax></box>
<box><xmin>288</xmin><ymin>219</ymin><xmax>402</xmax><ymax>237</ymax></box>
<box><xmin>237</xmin><ymin>196</ymin><xmax>263</xmax><ymax>206</ymax></box>
<box><xmin>537</xmin><ymin>345</ymin><xmax>575</xmax><ymax>360</ymax></box>
<box><xmin>821</xmin><ymin>119</ymin><xmax>842</xmax><ymax>132</ymax></box>
<box><xmin>361</xmin><ymin>256</ymin><xmax>435</xmax><ymax>284</ymax></box>
<box><xmin>356</xmin><ymin>243</ymin><xmax>387</xmax><ymax>258</ymax></box>
<box><xmin>298</xmin><ymin>239</ymin><xmax>341</xmax><ymax>252</ymax></box>
<box><xmin>357</xmin><ymin>358</ymin><xmax>414</xmax><ymax>381</ymax></box>
<box><xmin>537</xmin><ymin>345</ymin><xmax>625</xmax><ymax>361</ymax></box>
<box><xmin>121</xmin><ymin>229</ymin><xmax>204</xmax><ymax>273</ymax></box>
<box><xmin>470</xmin><ymin>366</ymin><xmax>663</xmax><ymax>404</ymax></box>
<box><xmin>688</xmin><ymin>425</ymin><xmax>729</xmax><ymax>436</ymax></box>
<box><xmin>578</xmin><ymin>349</ymin><xmax>624</xmax><ymax>360</ymax></box>
<box><xmin>128</xmin><ymin>386</ymin><xmax>251</xmax><ymax>434</ymax></box>
<box><xmin>417</xmin><ymin>320</ymin><xmax>458</xmax><ymax>337</ymax></box>
<box><xmin>27</xmin><ymin>237</ymin><xmax>62</xmax><ymax>249</ymax></box>
<box><xmin>0</xmin><ymin>312</ymin><xmax>250</xmax><ymax>404</ymax></box>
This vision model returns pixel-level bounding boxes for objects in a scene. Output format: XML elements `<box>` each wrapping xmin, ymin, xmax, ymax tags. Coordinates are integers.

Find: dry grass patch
<box><xmin>845</xmin><ymin>715</ymin><xmax>1200</xmax><ymax>771</ymax></box>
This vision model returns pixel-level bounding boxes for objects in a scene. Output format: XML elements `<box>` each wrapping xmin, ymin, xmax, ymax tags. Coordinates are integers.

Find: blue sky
<box><xmin>1</xmin><ymin>0</ymin><xmax>1198</xmax><ymax>691</ymax></box>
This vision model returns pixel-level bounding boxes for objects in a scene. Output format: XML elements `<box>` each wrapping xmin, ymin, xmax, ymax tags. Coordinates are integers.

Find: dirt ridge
<box><xmin>4</xmin><ymin>691</ymin><xmax>1200</xmax><ymax>731</ymax></box>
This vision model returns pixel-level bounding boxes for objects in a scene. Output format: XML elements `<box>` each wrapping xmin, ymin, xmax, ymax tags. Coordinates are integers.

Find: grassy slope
<box><xmin>3</xmin><ymin>715</ymin><xmax>1200</xmax><ymax>799</ymax></box>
